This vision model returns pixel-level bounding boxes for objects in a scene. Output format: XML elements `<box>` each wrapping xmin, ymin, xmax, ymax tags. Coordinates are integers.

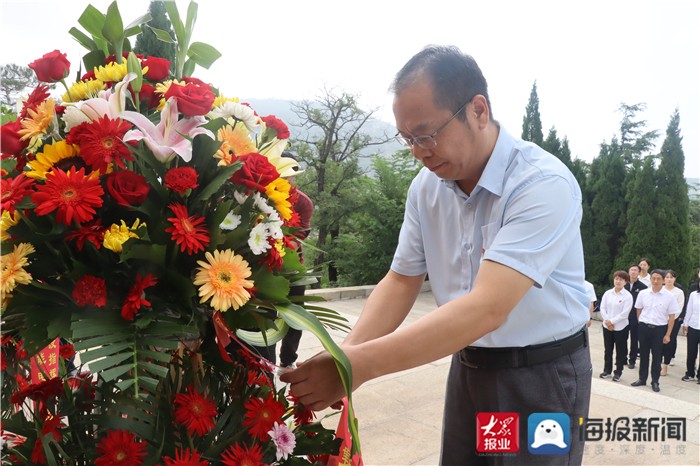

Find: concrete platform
<box><xmin>291</xmin><ymin>290</ymin><xmax>700</xmax><ymax>466</ymax></box>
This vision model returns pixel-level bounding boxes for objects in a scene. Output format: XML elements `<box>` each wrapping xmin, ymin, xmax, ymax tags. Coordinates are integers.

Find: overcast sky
<box><xmin>1</xmin><ymin>0</ymin><xmax>698</xmax><ymax>178</ymax></box>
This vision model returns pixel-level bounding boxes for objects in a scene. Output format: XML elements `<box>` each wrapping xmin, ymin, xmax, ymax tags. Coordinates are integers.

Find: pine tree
<box><xmin>618</xmin><ymin>103</ymin><xmax>659</xmax><ymax>164</ymax></box>
<box><xmin>654</xmin><ymin>109</ymin><xmax>691</xmax><ymax>281</ymax></box>
<box><xmin>521</xmin><ymin>81</ymin><xmax>543</xmax><ymax>146</ymax></box>
<box><xmin>134</xmin><ymin>1</ymin><xmax>176</xmax><ymax>67</ymax></box>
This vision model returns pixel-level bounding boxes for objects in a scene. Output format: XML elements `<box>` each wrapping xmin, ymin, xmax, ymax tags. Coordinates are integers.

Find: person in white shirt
<box><xmin>584</xmin><ymin>280</ymin><xmax>597</xmax><ymax>327</ymax></box>
<box><xmin>637</xmin><ymin>258</ymin><xmax>652</xmax><ymax>287</ymax></box>
<box><xmin>661</xmin><ymin>270</ymin><xmax>685</xmax><ymax>375</ymax></box>
<box><xmin>599</xmin><ymin>271</ymin><xmax>633</xmax><ymax>382</ymax></box>
<box><xmin>682</xmin><ymin>289</ymin><xmax>700</xmax><ymax>383</ymax></box>
<box><xmin>631</xmin><ymin>269</ymin><xmax>680</xmax><ymax>392</ymax></box>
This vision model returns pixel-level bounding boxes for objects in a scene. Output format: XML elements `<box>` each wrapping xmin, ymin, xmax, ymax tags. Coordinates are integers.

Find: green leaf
<box><xmin>78</xmin><ymin>4</ymin><xmax>106</xmax><ymax>38</ymax></box>
<box><xmin>164</xmin><ymin>1</ymin><xmax>185</xmax><ymax>44</ymax></box>
<box><xmin>236</xmin><ymin>319</ymin><xmax>288</xmax><ymax>346</ymax></box>
<box><xmin>250</xmin><ymin>270</ymin><xmax>289</xmax><ymax>302</ymax></box>
<box><xmin>89</xmin><ymin>353</ymin><xmax>133</xmax><ymax>374</ymax></box>
<box><xmin>77</xmin><ymin>342</ymin><xmax>131</xmax><ymax>364</ymax></box>
<box><xmin>102</xmin><ymin>1</ymin><xmax>124</xmax><ymax>45</ymax></box>
<box><xmin>99</xmin><ymin>362</ymin><xmax>133</xmax><ymax>382</ymax></box>
<box><xmin>69</xmin><ymin>27</ymin><xmax>98</xmax><ymax>51</ymax></box>
<box><xmin>187</xmin><ymin>42</ymin><xmax>222</xmax><ymax>69</ymax></box>
<box><xmin>126</xmin><ymin>52</ymin><xmax>143</xmax><ymax>92</ymax></box>
<box><xmin>124</xmin><ymin>13</ymin><xmax>152</xmax><ymax>32</ymax></box>
<box><xmin>149</xmin><ymin>26</ymin><xmax>177</xmax><ymax>44</ymax></box>
<box><xmin>191</xmin><ymin>164</ymin><xmax>238</xmax><ymax>206</ymax></box>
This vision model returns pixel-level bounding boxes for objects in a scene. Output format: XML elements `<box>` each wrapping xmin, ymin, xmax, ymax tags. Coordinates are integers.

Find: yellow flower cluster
<box><xmin>103</xmin><ymin>219</ymin><xmax>145</xmax><ymax>252</ymax></box>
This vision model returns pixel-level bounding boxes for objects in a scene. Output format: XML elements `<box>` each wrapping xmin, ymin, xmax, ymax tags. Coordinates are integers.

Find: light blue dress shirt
<box><xmin>391</xmin><ymin>127</ymin><xmax>589</xmax><ymax>347</ymax></box>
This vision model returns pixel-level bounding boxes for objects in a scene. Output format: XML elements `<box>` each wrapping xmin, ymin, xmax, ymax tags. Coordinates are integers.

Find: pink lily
<box><xmin>62</xmin><ymin>73</ymin><xmax>137</xmax><ymax>131</ymax></box>
<box><xmin>121</xmin><ymin>98</ymin><xmax>214</xmax><ymax>163</ymax></box>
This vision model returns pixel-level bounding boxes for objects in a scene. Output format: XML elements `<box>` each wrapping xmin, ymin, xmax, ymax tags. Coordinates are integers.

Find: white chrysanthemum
<box><xmin>266</xmin><ymin>218</ymin><xmax>283</xmax><ymax>239</ymax></box>
<box><xmin>248</xmin><ymin>222</ymin><xmax>271</xmax><ymax>255</ymax></box>
<box><xmin>208</xmin><ymin>101</ymin><xmax>261</xmax><ymax>131</ymax></box>
<box><xmin>234</xmin><ymin>191</ymin><xmax>249</xmax><ymax>205</ymax></box>
<box><xmin>252</xmin><ymin>192</ymin><xmax>275</xmax><ymax>215</ymax></box>
<box><xmin>220</xmin><ymin>212</ymin><xmax>242</xmax><ymax>231</ymax></box>
<box><xmin>269</xmin><ymin>422</ymin><xmax>296</xmax><ymax>461</ymax></box>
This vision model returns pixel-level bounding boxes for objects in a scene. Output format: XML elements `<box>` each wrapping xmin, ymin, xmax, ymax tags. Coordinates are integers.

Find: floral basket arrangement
<box><xmin>0</xmin><ymin>1</ymin><xmax>359</xmax><ymax>464</ymax></box>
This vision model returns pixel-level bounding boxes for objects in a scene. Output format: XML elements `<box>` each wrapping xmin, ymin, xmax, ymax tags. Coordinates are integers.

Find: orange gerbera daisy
<box><xmin>215</xmin><ymin>124</ymin><xmax>256</xmax><ymax>166</ymax></box>
<box><xmin>1</xmin><ymin>243</ymin><xmax>35</xmax><ymax>304</ymax></box>
<box><xmin>193</xmin><ymin>249</ymin><xmax>254</xmax><ymax>312</ymax></box>
<box><xmin>18</xmin><ymin>98</ymin><xmax>55</xmax><ymax>149</ymax></box>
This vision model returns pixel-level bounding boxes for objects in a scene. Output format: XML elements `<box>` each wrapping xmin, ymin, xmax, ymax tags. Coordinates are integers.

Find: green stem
<box><xmin>59</xmin><ymin>78</ymin><xmax>73</xmax><ymax>102</ymax></box>
<box><xmin>133</xmin><ymin>343</ymin><xmax>139</xmax><ymax>399</ymax></box>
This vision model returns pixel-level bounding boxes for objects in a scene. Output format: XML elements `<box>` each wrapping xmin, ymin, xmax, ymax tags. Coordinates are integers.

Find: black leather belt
<box><xmin>459</xmin><ymin>328</ymin><xmax>587</xmax><ymax>369</ymax></box>
<box><xmin>641</xmin><ymin>322</ymin><xmax>661</xmax><ymax>328</ymax></box>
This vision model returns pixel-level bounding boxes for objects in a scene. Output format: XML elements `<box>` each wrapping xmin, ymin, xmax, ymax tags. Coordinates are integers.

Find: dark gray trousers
<box><xmin>440</xmin><ymin>343</ymin><xmax>592</xmax><ymax>465</ymax></box>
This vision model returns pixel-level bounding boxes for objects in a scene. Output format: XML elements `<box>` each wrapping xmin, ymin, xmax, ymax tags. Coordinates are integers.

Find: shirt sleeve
<box><xmin>482</xmin><ymin>174</ymin><xmax>582</xmax><ymax>287</ymax></box>
<box><xmin>599</xmin><ymin>291</ymin><xmax>610</xmax><ymax>321</ymax></box>
<box><xmin>391</xmin><ymin>176</ymin><xmax>427</xmax><ymax>276</ymax></box>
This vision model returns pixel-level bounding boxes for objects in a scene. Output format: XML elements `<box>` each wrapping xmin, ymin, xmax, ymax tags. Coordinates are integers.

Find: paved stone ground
<box><xmin>289</xmin><ymin>290</ymin><xmax>700</xmax><ymax>466</ymax></box>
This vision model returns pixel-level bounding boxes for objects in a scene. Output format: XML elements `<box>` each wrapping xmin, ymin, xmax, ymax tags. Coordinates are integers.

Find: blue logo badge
<box><xmin>527</xmin><ymin>413</ymin><xmax>570</xmax><ymax>455</ymax></box>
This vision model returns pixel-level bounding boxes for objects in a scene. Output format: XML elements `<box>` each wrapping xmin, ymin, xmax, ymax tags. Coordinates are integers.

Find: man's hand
<box><xmin>279</xmin><ymin>351</ymin><xmax>346</xmax><ymax>411</ymax></box>
<box><xmin>663</xmin><ymin>335</ymin><xmax>671</xmax><ymax>344</ymax></box>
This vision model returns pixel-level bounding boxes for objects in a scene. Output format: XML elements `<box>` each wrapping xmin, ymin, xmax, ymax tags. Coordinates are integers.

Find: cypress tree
<box><xmin>620</xmin><ymin>155</ymin><xmax>658</xmax><ymax>269</ymax></box>
<box><xmin>654</xmin><ymin>109</ymin><xmax>691</xmax><ymax>281</ymax></box>
<box><xmin>521</xmin><ymin>81</ymin><xmax>543</xmax><ymax>146</ymax></box>
<box><xmin>584</xmin><ymin>139</ymin><xmax>629</xmax><ymax>287</ymax></box>
<box><xmin>134</xmin><ymin>1</ymin><xmax>176</xmax><ymax>66</ymax></box>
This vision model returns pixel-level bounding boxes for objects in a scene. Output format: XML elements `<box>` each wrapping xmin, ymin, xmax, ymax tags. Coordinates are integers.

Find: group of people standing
<box><xmin>594</xmin><ymin>259</ymin><xmax>700</xmax><ymax>392</ymax></box>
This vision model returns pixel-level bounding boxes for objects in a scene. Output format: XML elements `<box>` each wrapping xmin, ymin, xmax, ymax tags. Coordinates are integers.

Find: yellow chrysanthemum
<box><xmin>212</xmin><ymin>95</ymin><xmax>240</xmax><ymax>107</ymax></box>
<box><xmin>103</xmin><ymin>219</ymin><xmax>144</xmax><ymax>253</ymax></box>
<box><xmin>0</xmin><ymin>210</ymin><xmax>20</xmax><ymax>242</ymax></box>
<box><xmin>62</xmin><ymin>79</ymin><xmax>107</xmax><ymax>102</ymax></box>
<box><xmin>25</xmin><ymin>140</ymin><xmax>82</xmax><ymax>180</ymax></box>
<box><xmin>18</xmin><ymin>98</ymin><xmax>55</xmax><ymax>149</ymax></box>
<box><xmin>1</xmin><ymin>242</ymin><xmax>35</xmax><ymax>304</ymax></box>
<box><xmin>193</xmin><ymin>249</ymin><xmax>254</xmax><ymax>312</ymax></box>
<box><xmin>93</xmin><ymin>61</ymin><xmax>128</xmax><ymax>82</ymax></box>
<box><xmin>215</xmin><ymin>125</ymin><xmax>256</xmax><ymax>166</ymax></box>
<box><xmin>265</xmin><ymin>178</ymin><xmax>293</xmax><ymax>220</ymax></box>
<box><xmin>273</xmin><ymin>238</ymin><xmax>286</xmax><ymax>258</ymax></box>
<box><xmin>154</xmin><ymin>80</ymin><xmax>178</xmax><ymax>111</ymax></box>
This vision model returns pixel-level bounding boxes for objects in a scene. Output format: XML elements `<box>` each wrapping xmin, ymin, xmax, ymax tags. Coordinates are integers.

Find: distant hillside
<box><xmin>244</xmin><ymin>98</ymin><xmax>404</xmax><ymax>171</ymax></box>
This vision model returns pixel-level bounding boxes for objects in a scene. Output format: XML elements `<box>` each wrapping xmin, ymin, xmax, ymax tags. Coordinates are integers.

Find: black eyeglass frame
<box><xmin>395</xmin><ymin>100</ymin><xmax>471</xmax><ymax>150</ymax></box>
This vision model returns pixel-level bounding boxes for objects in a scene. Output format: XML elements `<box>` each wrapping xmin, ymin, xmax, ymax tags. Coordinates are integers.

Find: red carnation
<box><xmin>28</xmin><ymin>50</ymin><xmax>70</xmax><ymax>83</ymax></box>
<box><xmin>106</xmin><ymin>170</ymin><xmax>150</xmax><ymax>205</ymax></box>
<box><xmin>164</xmin><ymin>166</ymin><xmax>199</xmax><ymax>194</ymax></box>
<box><xmin>65</xmin><ymin>219</ymin><xmax>107</xmax><ymax>251</ymax></box>
<box><xmin>72</xmin><ymin>274</ymin><xmax>107</xmax><ymax>307</ymax></box>
<box><xmin>230</xmin><ymin>152</ymin><xmax>279</xmax><ymax>193</ymax></box>
<box><xmin>261</xmin><ymin>115</ymin><xmax>290</xmax><ymax>139</ymax></box>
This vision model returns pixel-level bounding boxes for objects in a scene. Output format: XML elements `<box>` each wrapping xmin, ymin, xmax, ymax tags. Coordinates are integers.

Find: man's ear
<box><xmin>471</xmin><ymin>95</ymin><xmax>490</xmax><ymax>128</ymax></box>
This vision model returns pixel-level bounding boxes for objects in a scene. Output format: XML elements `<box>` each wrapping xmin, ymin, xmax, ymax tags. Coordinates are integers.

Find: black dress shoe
<box><xmin>631</xmin><ymin>379</ymin><xmax>646</xmax><ymax>387</ymax></box>
<box><xmin>628</xmin><ymin>362</ymin><xmax>636</xmax><ymax>369</ymax></box>
<box><xmin>651</xmin><ymin>382</ymin><xmax>660</xmax><ymax>392</ymax></box>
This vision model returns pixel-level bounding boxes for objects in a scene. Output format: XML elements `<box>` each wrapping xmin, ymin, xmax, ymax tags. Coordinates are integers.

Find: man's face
<box><xmin>393</xmin><ymin>77</ymin><xmax>484</xmax><ymax>189</ymax></box>
<box><xmin>629</xmin><ymin>266</ymin><xmax>639</xmax><ymax>280</ymax></box>
<box><xmin>650</xmin><ymin>272</ymin><xmax>663</xmax><ymax>291</ymax></box>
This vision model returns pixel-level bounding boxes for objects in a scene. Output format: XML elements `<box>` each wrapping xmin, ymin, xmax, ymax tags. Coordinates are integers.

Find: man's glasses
<box><xmin>395</xmin><ymin>100</ymin><xmax>470</xmax><ymax>150</ymax></box>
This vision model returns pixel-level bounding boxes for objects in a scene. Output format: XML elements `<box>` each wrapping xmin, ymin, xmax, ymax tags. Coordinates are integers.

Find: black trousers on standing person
<box><xmin>602</xmin><ymin>326</ymin><xmax>629</xmax><ymax>376</ymax></box>
<box><xmin>637</xmin><ymin>323</ymin><xmax>666</xmax><ymax>384</ymax></box>
<box><xmin>628</xmin><ymin>309</ymin><xmax>639</xmax><ymax>365</ymax></box>
<box><xmin>662</xmin><ymin>318</ymin><xmax>682</xmax><ymax>364</ymax></box>
<box><xmin>279</xmin><ymin>284</ymin><xmax>306</xmax><ymax>367</ymax></box>
<box><xmin>686</xmin><ymin>327</ymin><xmax>700</xmax><ymax>379</ymax></box>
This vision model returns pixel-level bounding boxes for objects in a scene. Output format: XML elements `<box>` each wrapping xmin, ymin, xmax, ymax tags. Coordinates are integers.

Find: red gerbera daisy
<box><xmin>59</xmin><ymin>343</ymin><xmax>75</xmax><ymax>360</ymax></box>
<box><xmin>20</xmin><ymin>84</ymin><xmax>51</xmax><ymax>119</ymax></box>
<box><xmin>162</xmin><ymin>448</ymin><xmax>209</xmax><ymax>466</ymax></box>
<box><xmin>65</xmin><ymin>219</ymin><xmax>107</xmax><ymax>251</ymax></box>
<box><xmin>10</xmin><ymin>377</ymin><xmax>63</xmax><ymax>406</ymax></box>
<box><xmin>173</xmin><ymin>386</ymin><xmax>218</xmax><ymax>437</ymax></box>
<box><xmin>121</xmin><ymin>273</ymin><xmax>158</xmax><ymax>320</ymax></box>
<box><xmin>95</xmin><ymin>429</ymin><xmax>147</xmax><ymax>466</ymax></box>
<box><xmin>33</xmin><ymin>413</ymin><xmax>65</xmax><ymax>461</ymax></box>
<box><xmin>287</xmin><ymin>393</ymin><xmax>316</xmax><ymax>426</ymax></box>
<box><xmin>72</xmin><ymin>274</ymin><xmax>107</xmax><ymax>307</ymax></box>
<box><xmin>164</xmin><ymin>203</ymin><xmax>210</xmax><ymax>255</ymax></box>
<box><xmin>220</xmin><ymin>443</ymin><xmax>264</xmax><ymax>466</ymax></box>
<box><xmin>1</xmin><ymin>173</ymin><xmax>33</xmax><ymax>215</ymax></box>
<box><xmin>31</xmin><ymin>166</ymin><xmax>104</xmax><ymax>225</ymax></box>
<box><xmin>66</xmin><ymin>115</ymin><xmax>134</xmax><ymax>172</ymax></box>
<box><xmin>242</xmin><ymin>393</ymin><xmax>285</xmax><ymax>441</ymax></box>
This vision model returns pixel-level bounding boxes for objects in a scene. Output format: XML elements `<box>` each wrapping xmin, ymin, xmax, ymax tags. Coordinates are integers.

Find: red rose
<box><xmin>230</xmin><ymin>153</ymin><xmax>279</xmax><ymax>193</ymax></box>
<box><xmin>261</xmin><ymin>115</ymin><xmax>290</xmax><ymax>139</ymax></box>
<box><xmin>1</xmin><ymin>120</ymin><xmax>28</xmax><ymax>155</ymax></box>
<box><xmin>142</xmin><ymin>56</ymin><xmax>171</xmax><ymax>81</ymax></box>
<box><xmin>106</xmin><ymin>170</ymin><xmax>150</xmax><ymax>206</ymax></box>
<box><xmin>81</xmin><ymin>69</ymin><xmax>96</xmax><ymax>81</ymax></box>
<box><xmin>136</xmin><ymin>83</ymin><xmax>161</xmax><ymax>109</ymax></box>
<box><xmin>182</xmin><ymin>76</ymin><xmax>211</xmax><ymax>89</ymax></box>
<box><xmin>164</xmin><ymin>82</ymin><xmax>215</xmax><ymax>116</ymax></box>
<box><xmin>28</xmin><ymin>50</ymin><xmax>70</xmax><ymax>83</ymax></box>
<box><xmin>164</xmin><ymin>166</ymin><xmax>198</xmax><ymax>194</ymax></box>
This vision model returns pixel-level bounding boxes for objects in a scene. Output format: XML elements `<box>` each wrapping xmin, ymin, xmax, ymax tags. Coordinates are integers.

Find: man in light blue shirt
<box><xmin>282</xmin><ymin>45</ymin><xmax>592</xmax><ymax>465</ymax></box>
